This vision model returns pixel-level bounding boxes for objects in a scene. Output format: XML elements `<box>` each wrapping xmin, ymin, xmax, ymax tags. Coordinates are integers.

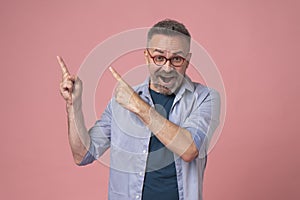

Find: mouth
<box><xmin>159</xmin><ymin>76</ymin><xmax>174</xmax><ymax>83</ymax></box>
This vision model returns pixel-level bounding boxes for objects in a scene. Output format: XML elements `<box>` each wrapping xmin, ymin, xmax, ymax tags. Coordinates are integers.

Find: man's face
<box><xmin>145</xmin><ymin>34</ymin><xmax>191</xmax><ymax>95</ymax></box>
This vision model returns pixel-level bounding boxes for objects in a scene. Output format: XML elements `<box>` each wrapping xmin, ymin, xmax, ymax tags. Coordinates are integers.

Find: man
<box><xmin>58</xmin><ymin>19</ymin><xmax>220</xmax><ymax>200</ymax></box>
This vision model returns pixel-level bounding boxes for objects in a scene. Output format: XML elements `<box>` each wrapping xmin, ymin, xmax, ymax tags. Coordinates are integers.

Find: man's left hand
<box><xmin>109</xmin><ymin>67</ymin><xmax>144</xmax><ymax>114</ymax></box>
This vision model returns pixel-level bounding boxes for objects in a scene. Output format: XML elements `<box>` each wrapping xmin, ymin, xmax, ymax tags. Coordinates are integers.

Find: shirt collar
<box><xmin>175</xmin><ymin>75</ymin><xmax>194</xmax><ymax>95</ymax></box>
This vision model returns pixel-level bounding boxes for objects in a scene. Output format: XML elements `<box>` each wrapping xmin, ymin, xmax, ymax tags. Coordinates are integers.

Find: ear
<box><xmin>185</xmin><ymin>53</ymin><xmax>192</xmax><ymax>68</ymax></box>
<box><xmin>186</xmin><ymin>52</ymin><xmax>192</xmax><ymax>62</ymax></box>
<box><xmin>144</xmin><ymin>49</ymin><xmax>149</xmax><ymax>65</ymax></box>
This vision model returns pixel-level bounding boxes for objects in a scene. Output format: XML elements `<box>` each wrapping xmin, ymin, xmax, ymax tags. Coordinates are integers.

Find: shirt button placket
<box><xmin>135</xmin><ymin>148</ymin><xmax>147</xmax><ymax>200</ymax></box>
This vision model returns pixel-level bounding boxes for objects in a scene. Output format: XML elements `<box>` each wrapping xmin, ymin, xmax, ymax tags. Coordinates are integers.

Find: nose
<box><xmin>162</xmin><ymin>60</ymin><xmax>173</xmax><ymax>72</ymax></box>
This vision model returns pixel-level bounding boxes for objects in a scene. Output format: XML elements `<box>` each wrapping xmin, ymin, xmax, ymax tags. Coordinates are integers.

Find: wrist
<box><xmin>135</xmin><ymin>96</ymin><xmax>150</xmax><ymax>114</ymax></box>
<box><xmin>66</xmin><ymin>99</ymin><xmax>82</xmax><ymax>114</ymax></box>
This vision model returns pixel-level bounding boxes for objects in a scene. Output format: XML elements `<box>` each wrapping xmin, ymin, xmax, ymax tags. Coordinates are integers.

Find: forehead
<box><xmin>148</xmin><ymin>34</ymin><xmax>190</xmax><ymax>54</ymax></box>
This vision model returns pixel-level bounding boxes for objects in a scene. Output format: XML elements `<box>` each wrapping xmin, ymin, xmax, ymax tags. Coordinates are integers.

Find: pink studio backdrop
<box><xmin>1</xmin><ymin>0</ymin><xmax>299</xmax><ymax>199</ymax></box>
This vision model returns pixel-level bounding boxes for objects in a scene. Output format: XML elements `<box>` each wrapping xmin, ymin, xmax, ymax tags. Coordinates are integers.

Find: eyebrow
<box><xmin>153</xmin><ymin>49</ymin><xmax>165</xmax><ymax>54</ymax></box>
<box><xmin>153</xmin><ymin>49</ymin><xmax>185</xmax><ymax>56</ymax></box>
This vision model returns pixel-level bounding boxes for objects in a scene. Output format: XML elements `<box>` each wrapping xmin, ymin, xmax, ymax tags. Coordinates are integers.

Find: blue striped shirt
<box><xmin>80</xmin><ymin>75</ymin><xmax>220</xmax><ymax>200</ymax></box>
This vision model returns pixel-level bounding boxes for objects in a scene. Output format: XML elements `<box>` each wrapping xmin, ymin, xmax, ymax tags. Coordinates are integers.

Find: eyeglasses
<box><xmin>146</xmin><ymin>48</ymin><xmax>187</xmax><ymax>67</ymax></box>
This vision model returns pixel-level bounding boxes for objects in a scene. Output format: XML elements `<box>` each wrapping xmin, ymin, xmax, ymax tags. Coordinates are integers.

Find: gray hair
<box><xmin>147</xmin><ymin>19</ymin><xmax>191</xmax><ymax>47</ymax></box>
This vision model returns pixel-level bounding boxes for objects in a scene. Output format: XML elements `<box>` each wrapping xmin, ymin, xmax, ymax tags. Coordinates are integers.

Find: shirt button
<box><xmin>143</xmin><ymin>150</ymin><xmax>147</xmax><ymax>154</ymax></box>
<box><xmin>136</xmin><ymin>195</ymin><xmax>140</xmax><ymax>199</ymax></box>
<box><xmin>139</xmin><ymin>172</ymin><xmax>144</xmax><ymax>176</ymax></box>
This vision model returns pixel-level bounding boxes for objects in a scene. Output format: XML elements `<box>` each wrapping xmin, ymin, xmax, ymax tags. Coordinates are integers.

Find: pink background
<box><xmin>1</xmin><ymin>0</ymin><xmax>299</xmax><ymax>199</ymax></box>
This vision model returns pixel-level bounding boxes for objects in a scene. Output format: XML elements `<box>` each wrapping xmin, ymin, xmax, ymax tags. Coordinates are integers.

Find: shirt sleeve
<box><xmin>181</xmin><ymin>88</ymin><xmax>221</xmax><ymax>159</ymax></box>
<box><xmin>79</xmin><ymin>101</ymin><xmax>112</xmax><ymax>166</ymax></box>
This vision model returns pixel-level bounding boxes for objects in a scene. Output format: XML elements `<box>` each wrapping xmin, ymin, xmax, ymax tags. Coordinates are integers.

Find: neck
<box><xmin>149</xmin><ymin>83</ymin><xmax>173</xmax><ymax>95</ymax></box>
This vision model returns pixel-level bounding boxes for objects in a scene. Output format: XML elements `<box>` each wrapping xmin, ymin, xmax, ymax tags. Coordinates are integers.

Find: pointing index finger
<box><xmin>57</xmin><ymin>56</ymin><xmax>70</xmax><ymax>78</ymax></box>
<box><xmin>109</xmin><ymin>66</ymin><xmax>122</xmax><ymax>82</ymax></box>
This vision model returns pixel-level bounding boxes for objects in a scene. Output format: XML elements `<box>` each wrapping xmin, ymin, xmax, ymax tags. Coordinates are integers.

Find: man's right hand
<box><xmin>57</xmin><ymin>56</ymin><xmax>90</xmax><ymax>165</ymax></box>
<box><xmin>57</xmin><ymin>56</ymin><xmax>83</xmax><ymax>108</ymax></box>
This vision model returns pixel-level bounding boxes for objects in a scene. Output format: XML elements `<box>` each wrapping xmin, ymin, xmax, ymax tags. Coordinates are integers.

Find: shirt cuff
<box><xmin>186</xmin><ymin>127</ymin><xmax>208</xmax><ymax>158</ymax></box>
<box><xmin>78</xmin><ymin>142</ymin><xmax>96</xmax><ymax>166</ymax></box>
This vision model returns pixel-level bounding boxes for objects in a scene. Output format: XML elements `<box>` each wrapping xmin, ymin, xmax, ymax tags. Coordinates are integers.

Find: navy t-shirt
<box><xmin>142</xmin><ymin>89</ymin><xmax>179</xmax><ymax>200</ymax></box>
